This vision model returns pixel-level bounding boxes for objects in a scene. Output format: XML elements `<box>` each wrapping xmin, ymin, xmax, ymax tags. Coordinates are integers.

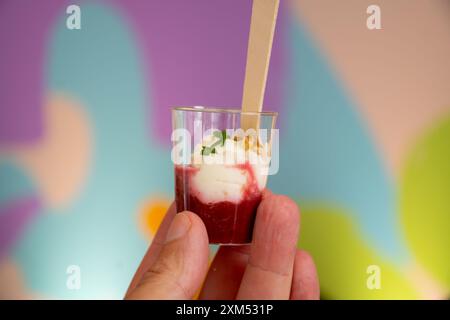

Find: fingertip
<box><xmin>291</xmin><ymin>249</ymin><xmax>320</xmax><ymax>300</ymax></box>
<box><xmin>180</xmin><ymin>211</ymin><xmax>209</xmax><ymax>266</ymax></box>
<box><xmin>181</xmin><ymin>211</ymin><xmax>209</xmax><ymax>241</ymax></box>
<box><xmin>181</xmin><ymin>210</ymin><xmax>203</xmax><ymax>224</ymax></box>
<box><xmin>244</xmin><ymin>194</ymin><xmax>301</xmax><ymax>281</ymax></box>
<box><xmin>128</xmin><ymin>211</ymin><xmax>210</xmax><ymax>299</ymax></box>
<box><xmin>262</xmin><ymin>188</ymin><xmax>273</xmax><ymax>199</ymax></box>
<box><xmin>277</xmin><ymin>195</ymin><xmax>300</xmax><ymax>226</ymax></box>
<box><xmin>295</xmin><ymin>250</ymin><xmax>316</xmax><ymax>271</ymax></box>
<box><xmin>257</xmin><ymin>194</ymin><xmax>300</xmax><ymax>236</ymax></box>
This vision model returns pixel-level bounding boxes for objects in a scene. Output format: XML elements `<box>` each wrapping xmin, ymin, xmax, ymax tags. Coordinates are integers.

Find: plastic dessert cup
<box><xmin>172</xmin><ymin>107</ymin><xmax>277</xmax><ymax>244</ymax></box>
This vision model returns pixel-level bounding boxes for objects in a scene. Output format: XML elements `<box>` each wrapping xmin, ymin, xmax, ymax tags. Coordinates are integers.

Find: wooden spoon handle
<box><xmin>241</xmin><ymin>0</ymin><xmax>280</xmax><ymax>130</ymax></box>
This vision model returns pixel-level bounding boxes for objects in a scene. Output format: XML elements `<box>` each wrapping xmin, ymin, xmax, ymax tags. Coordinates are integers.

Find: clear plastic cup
<box><xmin>172</xmin><ymin>106</ymin><xmax>277</xmax><ymax>244</ymax></box>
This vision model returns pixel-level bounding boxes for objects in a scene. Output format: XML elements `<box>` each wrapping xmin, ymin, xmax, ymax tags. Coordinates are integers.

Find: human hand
<box><xmin>125</xmin><ymin>190</ymin><xmax>320</xmax><ymax>300</ymax></box>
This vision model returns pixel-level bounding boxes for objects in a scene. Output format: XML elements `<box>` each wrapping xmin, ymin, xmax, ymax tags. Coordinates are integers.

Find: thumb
<box><xmin>126</xmin><ymin>211</ymin><xmax>209</xmax><ymax>299</ymax></box>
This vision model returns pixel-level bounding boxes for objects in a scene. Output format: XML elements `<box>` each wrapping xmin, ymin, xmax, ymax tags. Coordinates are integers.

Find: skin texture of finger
<box><xmin>237</xmin><ymin>195</ymin><xmax>300</xmax><ymax>299</ymax></box>
<box><xmin>199</xmin><ymin>245</ymin><xmax>251</xmax><ymax>300</ymax></box>
<box><xmin>125</xmin><ymin>202</ymin><xmax>177</xmax><ymax>296</ymax></box>
<box><xmin>262</xmin><ymin>188</ymin><xmax>272</xmax><ymax>198</ymax></box>
<box><xmin>125</xmin><ymin>212</ymin><xmax>209</xmax><ymax>299</ymax></box>
<box><xmin>290</xmin><ymin>250</ymin><xmax>320</xmax><ymax>300</ymax></box>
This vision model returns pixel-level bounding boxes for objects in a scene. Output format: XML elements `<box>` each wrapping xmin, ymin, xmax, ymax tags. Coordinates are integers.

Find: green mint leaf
<box><xmin>202</xmin><ymin>130</ymin><xmax>229</xmax><ymax>156</ymax></box>
<box><xmin>213</xmin><ymin>130</ymin><xmax>228</xmax><ymax>146</ymax></box>
<box><xmin>201</xmin><ymin>146</ymin><xmax>217</xmax><ymax>156</ymax></box>
<box><xmin>201</xmin><ymin>146</ymin><xmax>210</xmax><ymax>156</ymax></box>
<box><xmin>221</xmin><ymin>130</ymin><xmax>228</xmax><ymax>145</ymax></box>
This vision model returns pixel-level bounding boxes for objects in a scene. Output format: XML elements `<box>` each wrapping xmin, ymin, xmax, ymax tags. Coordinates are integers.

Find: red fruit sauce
<box><xmin>175</xmin><ymin>163</ymin><xmax>262</xmax><ymax>244</ymax></box>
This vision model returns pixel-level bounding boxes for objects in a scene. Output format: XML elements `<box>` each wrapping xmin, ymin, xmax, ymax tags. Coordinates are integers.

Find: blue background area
<box><xmin>14</xmin><ymin>4</ymin><xmax>171</xmax><ymax>298</ymax></box>
<box><xmin>269</xmin><ymin>20</ymin><xmax>407</xmax><ymax>262</ymax></box>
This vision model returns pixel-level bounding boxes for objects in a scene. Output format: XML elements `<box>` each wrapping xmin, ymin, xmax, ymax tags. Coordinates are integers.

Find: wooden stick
<box><xmin>241</xmin><ymin>0</ymin><xmax>280</xmax><ymax>130</ymax></box>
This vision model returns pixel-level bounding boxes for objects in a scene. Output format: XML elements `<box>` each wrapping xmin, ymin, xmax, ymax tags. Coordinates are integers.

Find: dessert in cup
<box><xmin>172</xmin><ymin>107</ymin><xmax>276</xmax><ymax>244</ymax></box>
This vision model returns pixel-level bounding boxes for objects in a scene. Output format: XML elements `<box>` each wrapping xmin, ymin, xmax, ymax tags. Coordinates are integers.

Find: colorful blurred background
<box><xmin>0</xmin><ymin>0</ymin><xmax>449</xmax><ymax>299</ymax></box>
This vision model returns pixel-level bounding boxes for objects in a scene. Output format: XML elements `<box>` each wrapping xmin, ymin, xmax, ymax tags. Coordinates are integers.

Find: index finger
<box><xmin>236</xmin><ymin>194</ymin><xmax>300</xmax><ymax>299</ymax></box>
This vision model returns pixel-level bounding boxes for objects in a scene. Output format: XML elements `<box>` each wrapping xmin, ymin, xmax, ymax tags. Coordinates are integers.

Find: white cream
<box><xmin>191</xmin><ymin>164</ymin><xmax>249</xmax><ymax>203</ymax></box>
<box><xmin>190</xmin><ymin>133</ymin><xmax>270</xmax><ymax>204</ymax></box>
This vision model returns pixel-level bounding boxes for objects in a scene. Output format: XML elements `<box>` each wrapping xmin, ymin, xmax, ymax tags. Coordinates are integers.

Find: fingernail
<box><xmin>165</xmin><ymin>213</ymin><xmax>191</xmax><ymax>243</ymax></box>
